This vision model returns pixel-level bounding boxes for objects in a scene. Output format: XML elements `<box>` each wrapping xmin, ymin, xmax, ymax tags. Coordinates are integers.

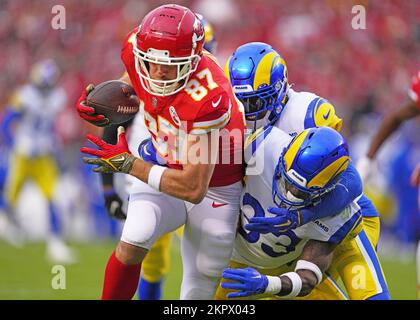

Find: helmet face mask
<box><xmin>239</xmin><ymin>79</ymin><xmax>288</xmax><ymax>130</ymax></box>
<box><xmin>132</xmin><ymin>4</ymin><xmax>205</xmax><ymax>97</ymax></box>
<box><xmin>272</xmin><ymin>127</ymin><xmax>350</xmax><ymax>210</ymax></box>
<box><xmin>133</xmin><ymin>42</ymin><xmax>201</xmax><ymax>96</ymax></box>
<box><xmin>273</xmin><ymin>156</ymin><xmax>329</xmax><ymax>210</ymax></box>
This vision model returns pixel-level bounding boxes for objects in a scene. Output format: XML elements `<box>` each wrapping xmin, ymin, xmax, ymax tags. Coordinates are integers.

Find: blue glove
<box><xmin>138</xmin><ymin>138</ymin><xmax>166</xmax><ymax>166</ymax></box>
<box><xmin>221</xmin><ymin>267</ymin><xmax>268</xmax><ymax>298</ymax></box>
<box><xmin>245</xmin><ymin>207</ymin><xmax>302</xmax><ymax>234</ymax></box>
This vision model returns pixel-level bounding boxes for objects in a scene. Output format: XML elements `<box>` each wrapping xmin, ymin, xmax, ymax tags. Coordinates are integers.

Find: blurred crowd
<box><xmin>0</xmin><ymin>0</ymin><xmax>419</xmax><ymax>256</ymax></box>
<box><xmin>1</xmin><ymin>0</ymin><xmax>419</xmax><ymax>131</ymax></box>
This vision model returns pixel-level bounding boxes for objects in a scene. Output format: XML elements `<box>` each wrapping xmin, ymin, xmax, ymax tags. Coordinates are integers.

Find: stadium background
<box><xmin>0</xmin><ymin>0</ymin><xmax>419</xmax><ymax>299</ymax></box>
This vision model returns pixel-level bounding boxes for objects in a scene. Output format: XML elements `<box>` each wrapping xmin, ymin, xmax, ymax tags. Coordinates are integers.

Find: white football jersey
<box><xmin>11</xmin><ymin>84</ymin><xmax>66</xmax><ymax>157</ymax></box>
<box><xmin>274</xmin><ymin>88</ymin><xmax>342</xmax><ymax>136</ymax></box>
<box><xmin>234</xmin><ymin>126</ymin><xmax>362</xmax><ymax>270</ymax></box>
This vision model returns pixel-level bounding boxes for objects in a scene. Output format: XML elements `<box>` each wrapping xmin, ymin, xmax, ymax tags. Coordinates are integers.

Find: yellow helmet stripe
<box><xmin>253</xmin><ymin>52</ymin><xmax>285</xmax><ymax>90</ymax></box>
<box><xmin>307</xmin><ymin>156</ymin><xmax>350</xmax><ymax>188</ymax></box>
<box><xmin>283</xmin><ymin>130</ymin><xmax>310</xmax><ymax>171</ymax></box>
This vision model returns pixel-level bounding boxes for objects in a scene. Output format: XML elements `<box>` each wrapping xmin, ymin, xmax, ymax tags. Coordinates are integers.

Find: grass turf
<box><xmin>0</xmin><ymin>240</ymin><xmax>416</xmax><ymax>300</ymax></box>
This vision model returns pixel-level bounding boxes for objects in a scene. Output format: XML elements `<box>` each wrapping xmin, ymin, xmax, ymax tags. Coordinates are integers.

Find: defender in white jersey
<box><xmin>216</xmin><ymin>126</ymin><xmax>361</xmax><ymax>299</ymax></box>
<box><xmin>223</xmin><ymin>42</ymin><xmax>390</xmax><ymax>299</ymax></box>
<box><xmin>3</xmin><ymin>59</ymin><xmax>76</xmax><ymax>264</ymax></box>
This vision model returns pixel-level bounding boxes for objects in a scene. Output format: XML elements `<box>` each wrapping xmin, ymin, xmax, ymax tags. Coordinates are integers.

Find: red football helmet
<box><xmin>133</xmin><ymin>4</ymin><xmax>205</xmax><ymax>96</ymax></box>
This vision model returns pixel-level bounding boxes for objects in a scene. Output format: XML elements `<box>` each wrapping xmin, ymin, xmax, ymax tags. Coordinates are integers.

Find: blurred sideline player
<box><xmin>357</xmin><ymin>71</ymin><xmax>420</xmax><ymax>298</ymax></box>
<box><xmin>0</xmin><ymin>121</ymin><xmax>18</xmax><ymax>245</ymax></box>
<box><xmin>77</xmin><ymin>4</ymin><xmax>245</xmax><ymax>300</ymax></box>
<box><xmin>225</xmin><ymin>42</ymin><xmax>389</xmax><ymax>299</ymax></box>
<box><xmin>98</xmin><ymin>14</ymin><xmax>219</xmax><ymax>300</ymax></box>
<box><xmin>217</xmin><ymin>127</ymin><xmax>369</xmax><ymax>299</ymax></box>
<box><xmin>1</xmin><ymin>59</ymin><xmax>76</xmax><ymax>264</ymax></box>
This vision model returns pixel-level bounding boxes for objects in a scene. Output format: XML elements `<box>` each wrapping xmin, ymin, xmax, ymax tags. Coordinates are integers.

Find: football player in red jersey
<box><xmin>76</xmin><ymin>4</ymin><xmax>245</xmax><ymax>300</ymax></box>
<box><xmin>98</xmin><ymin>14</ymin><xmax>221</xmax><ymax>300</ymax></box>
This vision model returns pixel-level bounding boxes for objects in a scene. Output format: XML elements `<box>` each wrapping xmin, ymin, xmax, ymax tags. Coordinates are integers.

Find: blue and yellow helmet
<box><xmin>224</xmin><ymin>42</ymin><xmax>288</xmax><ymax>130</ymax></box>
<box><xmin>196</xmin><ymin>14</ymin><xmax>217</xmax><ymax>54</ymax></box>
<box><xmin>273</xmin><ymin>127</ymin><xmax>349</xmax><ymax>209</ymax></box>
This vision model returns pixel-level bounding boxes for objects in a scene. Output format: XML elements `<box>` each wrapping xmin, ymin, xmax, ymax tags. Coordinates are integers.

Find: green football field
<box><xmin>0</xmin><ymin>240</ymin><xmax>417</xmax><ymax>300</ymax></box>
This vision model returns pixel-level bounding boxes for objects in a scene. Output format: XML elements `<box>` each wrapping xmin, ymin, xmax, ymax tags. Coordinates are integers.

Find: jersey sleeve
<box><xmin>304</xmin><ymin>97</ymin><xmax>343</xmax><ymax>132</ymax></box>
<box><xmin>299</xmin><ymin>162</ymin><xmax>363</xmax><ymax>223</ymax></box>
<box><xmin>299</xmin><ymin>204</ymin><xmax>363</xmax><ymax>245</ymax></box>
<box><xmin>189</xmin><ymin>91</ymin><xmax>232</xmax><ymax>135</ymax></box>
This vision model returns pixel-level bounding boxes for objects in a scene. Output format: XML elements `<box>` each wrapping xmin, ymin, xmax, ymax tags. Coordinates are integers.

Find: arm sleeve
<box><xmin>100</xmin><ymin>119</ymin><xmax>133</xmax><ymax>187</ymax></box>
<box><xmin>312</xmin><ymin>98</ymin><xmax>343</xmax><ymax>132</ymax></box>
<box><xmin>1</xmin><ymin>107</ymin><xmax>22</xmax><ymax>146</ymax></box>
<box><xmin>299</xmin><ymin>162</ymin><xmax>363</xmax><ymax>223</ymax></box>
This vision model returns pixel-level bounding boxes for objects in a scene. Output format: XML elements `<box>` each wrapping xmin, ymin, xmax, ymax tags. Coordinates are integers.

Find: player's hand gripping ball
<box><xmin>77</xmin><ymin>81</ymin><xmax>140</xmax><ymax>127</ymax></box>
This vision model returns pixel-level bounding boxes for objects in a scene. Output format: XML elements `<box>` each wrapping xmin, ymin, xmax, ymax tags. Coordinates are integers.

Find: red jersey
<box><xmin>121</xmin><ymin>30</ymin><xmax>245</xmax><ymax>187</ymax></box>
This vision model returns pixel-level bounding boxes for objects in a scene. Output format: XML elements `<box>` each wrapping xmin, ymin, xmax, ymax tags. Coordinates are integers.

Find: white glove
<box><xmin>356</xmin><ymin>156</ymin><xmax>375</xmax><ymax>183</ymax></box>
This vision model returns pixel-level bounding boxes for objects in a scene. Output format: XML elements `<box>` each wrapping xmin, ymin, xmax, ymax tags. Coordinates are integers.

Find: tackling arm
<box><xmin>290</xmin><ymin>240</ymin><xmax>335</xmax><ymax>296</ymax></box>
<box><xmin>268</xmin><ymin>240</ymin><xmax>334</xmax><ymax>297</ymax></box>
<box><xmin>245</xmin><ymin>162</ymin><xmax>363</xmax><ymax>234</ymax></box>
<box><xmin>300</xmin><ymin>162</ymin><xmax>362</xmax><ymax>221</ymax></box>
<box><xmin>221</xmin><ymin>240</ymin><xmax>335</xmax><ymax>298</ymax></box>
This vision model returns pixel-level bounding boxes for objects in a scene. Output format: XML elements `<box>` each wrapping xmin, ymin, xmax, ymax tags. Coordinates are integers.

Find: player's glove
<box><xmin>408</xmin><ymin>70</ymin><xmax>420</xmax><ymax>108</ymax></box>
<box><xmin>81</xmin><ymin>126</ymin><xmax>136</xmax><ymax>173</ymax></box>
<box><xmin>245</xmin><ymin>207</ymin><xmax>302</xmax><ymax>234</ymax></box>
<box><xmin>138</xmin><ymin>138</ymin><xmax>167</xmax><ymax>166</ymax></box>
<box><xmin>104</xmin><ymin>189</ymin><xmax>126</xmax><ymax>220</ymax></box>
<box><xmin>221</xmin><ymin>267</ymin><xmax>268</xmax><ymax>298</ymax></box>
<box><xmin>76</xmin><ymin>84</ymin><xmax>110</xmax><ymax>127</ymax></box>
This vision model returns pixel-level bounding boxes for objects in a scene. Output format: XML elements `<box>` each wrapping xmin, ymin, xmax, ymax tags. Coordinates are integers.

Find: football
<box><xmin>86</xmin><ymin>80</ymin><xmax>139</xmax><ymax>125</ymax></box>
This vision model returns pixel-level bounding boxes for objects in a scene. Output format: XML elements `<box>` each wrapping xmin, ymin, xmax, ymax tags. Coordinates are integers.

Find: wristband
<box><xmin>295</xmin><ymin>259</ymin><xmax>323</xmax><ymax>285</ymax></box>
<box><xmin>280</xmin><ymin>272</ymin><xmax>302</xmax><ymax>298</ymax></box>
<box><xmin>264</xmin><ymin>276</ymin><xmax>282</xmax><ymax>294</ymax></box>
<box><xmin>148</xmin><ymin>165</ymin><xmax>167</xmax><ymax>191</ymax></box>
